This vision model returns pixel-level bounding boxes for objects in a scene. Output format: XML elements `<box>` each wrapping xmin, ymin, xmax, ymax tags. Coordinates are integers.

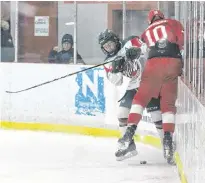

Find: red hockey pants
<box><xmin>128</xmin><ymin>57</ymin><xmax>182</xmax><ymax>133</ymax></box>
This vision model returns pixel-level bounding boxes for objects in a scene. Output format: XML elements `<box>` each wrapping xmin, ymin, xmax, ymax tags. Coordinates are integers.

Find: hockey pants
<box><xmin>128</xmin><ymin>57</ymin><xmax>182</xmax><ymax>133</ymax></box>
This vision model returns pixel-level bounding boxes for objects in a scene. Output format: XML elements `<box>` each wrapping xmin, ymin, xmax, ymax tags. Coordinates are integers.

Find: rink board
<box><xmin>0</xmin><ymin>63</ymin><xmax>189</xmax><ymax>183</ymax></box>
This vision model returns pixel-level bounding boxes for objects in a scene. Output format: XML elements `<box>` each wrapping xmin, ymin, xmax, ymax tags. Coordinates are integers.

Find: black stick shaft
<box><xmin>5</xmin><ymin>60</ymin><xmax>113</xmax><ymax>94</ymax></box>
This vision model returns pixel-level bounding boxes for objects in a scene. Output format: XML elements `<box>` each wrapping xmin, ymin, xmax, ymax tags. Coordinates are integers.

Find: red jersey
<box><xmin>141</xmin><ymin>19</ymin><xmax>184</xmax><ymax>59</ymax></box>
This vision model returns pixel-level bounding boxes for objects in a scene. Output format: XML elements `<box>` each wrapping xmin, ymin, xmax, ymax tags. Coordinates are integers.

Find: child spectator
<box><xmin>48</xmin><ymin>34</ymin><xmax>85</xmax><ymax>64</ymax></box>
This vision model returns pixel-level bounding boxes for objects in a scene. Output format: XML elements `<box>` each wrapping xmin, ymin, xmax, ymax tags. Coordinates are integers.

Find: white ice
<box><xmin>0</xmin><ymin>130</ymin><xmax>180</xmax><ymax>183</ymax></box>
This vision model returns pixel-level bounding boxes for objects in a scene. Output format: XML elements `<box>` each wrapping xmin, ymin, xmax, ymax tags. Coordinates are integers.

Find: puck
<box><xmin>140</xmin><ymin>161</ymin><xmax>147</xmax><ymax>164</ymax></box>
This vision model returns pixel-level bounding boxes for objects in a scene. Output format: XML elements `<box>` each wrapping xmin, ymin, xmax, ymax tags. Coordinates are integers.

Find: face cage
<box><xmin>150</xmin><ymin>15</ymin><xmax>164</xmax><ymax>25</ymax></box>
<box><xmin>101</xmin><ymin>40</ymin><xmax>120</xmax><ymax>56</ymax></box>
<box><xmin>101</xmin><ymin>46</ymin><xmax>116</xmax><ymax>56</ymax></box>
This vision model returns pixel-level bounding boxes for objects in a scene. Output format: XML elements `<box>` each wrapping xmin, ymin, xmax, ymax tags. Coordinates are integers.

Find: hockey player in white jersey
<box><xmin>98</xmin><ymin>29</ymin><xmax>164</xmax><ymax>161</ymax></box>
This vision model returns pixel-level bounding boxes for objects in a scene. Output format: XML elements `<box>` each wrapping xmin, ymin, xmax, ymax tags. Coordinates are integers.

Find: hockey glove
<box><xmin>111</xmin><ymin>56</ymin><xmax>125</xmax><ymax>73</ymax></box>
<box><xmin>126</xmin><ymin>47</ymin><xmax>141</xmax><ymax>61</ymax></box>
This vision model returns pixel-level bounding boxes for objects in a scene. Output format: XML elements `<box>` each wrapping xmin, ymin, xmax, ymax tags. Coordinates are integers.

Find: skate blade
<box><xmin>116</xmin><ymin>150</ymin><xmax>138</xmax><ymax>161</ymax></box>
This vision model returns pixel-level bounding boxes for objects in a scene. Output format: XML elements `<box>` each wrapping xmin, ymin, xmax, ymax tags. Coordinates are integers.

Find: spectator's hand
<box><xmin>1</xmin><ymin>20</ymin><xmax>9</xmax><ymax>30</ymax></box>
<box><xmin>53</xmin><ymin>46</ymin><xmax>60</xmax><ymax>52</ymax></box>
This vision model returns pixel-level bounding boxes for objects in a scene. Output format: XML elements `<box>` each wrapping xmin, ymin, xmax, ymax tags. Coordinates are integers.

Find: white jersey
<box><xmin>103</xmin><ymin>36</ymin><xmax>147</xmax><ymax>90</ymax></box>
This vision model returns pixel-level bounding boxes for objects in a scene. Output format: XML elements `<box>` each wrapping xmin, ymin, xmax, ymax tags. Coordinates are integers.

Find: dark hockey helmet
<box><xmin>98</xmin><ymin>29</ymin><xmax>121</xmax><ymax>56</ymax></box>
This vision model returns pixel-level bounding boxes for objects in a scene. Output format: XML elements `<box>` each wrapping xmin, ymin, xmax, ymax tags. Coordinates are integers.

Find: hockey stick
<box><xmin>5</xmin><ymin>60</ymin><xmax>114</xmax><ymax>94</ymax></box>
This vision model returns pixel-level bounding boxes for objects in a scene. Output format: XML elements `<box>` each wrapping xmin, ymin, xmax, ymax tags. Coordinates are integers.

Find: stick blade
<box><xmin>5</xmin><ymin>90</ymin><xmax>21</xmax><ymax>94</ymax></box>
<box><xmin>6</xmin><ymin>91</ymin><xmax>15</xmax><ymax>93</ymax></box>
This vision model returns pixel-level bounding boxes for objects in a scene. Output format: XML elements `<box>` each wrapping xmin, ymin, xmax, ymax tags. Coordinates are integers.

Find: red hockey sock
<box><xmin>128</xmin><ymin>113</ymin><xmax>142</xmax><ymax>125</ymax></box>
<box><xmin>163</xmin><ymin>123</ymin><xmax>175</xmax><ymax>133</ymax></box>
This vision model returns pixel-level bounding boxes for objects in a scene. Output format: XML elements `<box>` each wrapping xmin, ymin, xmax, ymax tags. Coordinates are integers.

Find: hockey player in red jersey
<box><xmin>98</xmin><ymin>29</ymin><xmax>164</xmax><ymax>161</ymax></box>
<box><xmin>116</xmin><ymin>10</ymin><xmax>184</xmax><ymax>164</ymax></box>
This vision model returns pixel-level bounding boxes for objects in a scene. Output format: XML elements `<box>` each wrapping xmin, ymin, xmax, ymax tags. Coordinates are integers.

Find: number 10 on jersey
<box><xmin>145</xmin><ymin>25</ymin><xmax>168</xmax><ymax>46</ymax></box>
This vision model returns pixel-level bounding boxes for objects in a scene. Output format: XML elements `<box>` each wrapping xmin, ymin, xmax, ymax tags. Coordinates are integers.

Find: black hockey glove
<box><xmin>126</xmin><ymin>47</ymin><xmax>141</xmax><ymax>61</ymax></box>
<box><xmin>111</xmin><ymin>56</ymin><xmax>125</xmax><ymax>73</ymax></box>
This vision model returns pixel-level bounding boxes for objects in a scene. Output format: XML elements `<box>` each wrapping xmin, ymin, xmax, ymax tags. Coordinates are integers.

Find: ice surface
<box><xmin>0</xmin><ymin>130</ymin><xmax>180</xmax><ymax>183</ymax></box>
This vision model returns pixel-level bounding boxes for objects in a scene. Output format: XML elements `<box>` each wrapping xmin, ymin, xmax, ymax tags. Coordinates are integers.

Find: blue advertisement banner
<box><xmin>75</xmin><ymin>67</ymin><xmax>105</xmax><ymax>116</ymax></box>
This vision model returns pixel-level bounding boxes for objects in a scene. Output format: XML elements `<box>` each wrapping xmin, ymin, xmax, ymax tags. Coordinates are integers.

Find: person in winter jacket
<box><xmin>1</xmin><ymin>2</ymin><xmax>15</xmax><ymax>62</ymax></box>
<box><xmin>48</xmin><ymin>34</ymin><xmax>85</xmax><ymax>64</ymax></box>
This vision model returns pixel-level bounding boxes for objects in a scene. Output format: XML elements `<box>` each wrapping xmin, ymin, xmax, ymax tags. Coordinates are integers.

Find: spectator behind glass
<box><xmin>48</xmin><ymin>34</ymin><xmax>85</xmax><ymax>64</ymax></box>
<box><xmin>1</xmin><ymin>1</ymin><xmax>15</xmax><ymax>62</ymax></box>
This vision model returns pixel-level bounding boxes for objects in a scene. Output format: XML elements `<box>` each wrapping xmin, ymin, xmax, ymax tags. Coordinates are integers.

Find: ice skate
<box><xmin>163</xmin><ymin>132</ymin><xmax>176</xmax><ymax>165</ymax></box>
<box><xmin>115</xmin><ymin>138</ymin><xmax>138</xmax><ymax>161</ymax></box>
<box><xmin>115</xmin><ymin>125</ymin><xmax>138</xmax><ymax>161</ymax></box>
